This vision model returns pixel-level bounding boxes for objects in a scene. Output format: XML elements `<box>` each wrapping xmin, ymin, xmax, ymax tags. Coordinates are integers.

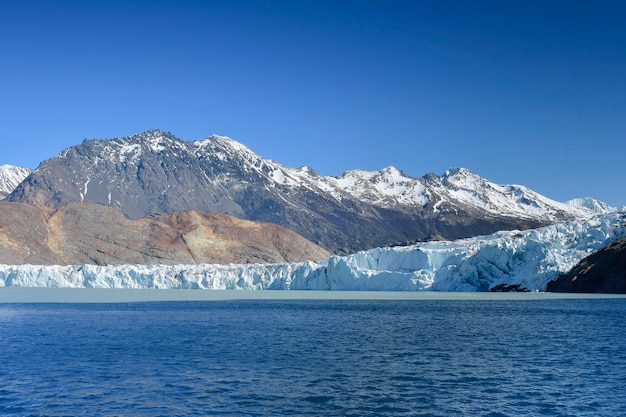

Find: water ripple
<box><xmin>0</xmin><ymin>299</ymin><xmax>625</xmax><ymax>416</ymax></box>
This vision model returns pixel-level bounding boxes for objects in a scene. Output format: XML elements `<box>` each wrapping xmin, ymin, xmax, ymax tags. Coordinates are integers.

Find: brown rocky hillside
<box><xmin>0</xmin><ymin>202</ymin><xmax>330</xmax><ymax>265</ymax></box>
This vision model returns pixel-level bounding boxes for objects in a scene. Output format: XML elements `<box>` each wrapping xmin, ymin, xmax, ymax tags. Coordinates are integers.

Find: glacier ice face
<box><xmin>0</xmin><ymin>212</ymin><xmax>624</xmax><ymax>291</ymax></box>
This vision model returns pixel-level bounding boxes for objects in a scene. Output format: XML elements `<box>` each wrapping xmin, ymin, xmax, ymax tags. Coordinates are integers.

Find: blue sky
<box><xmin>1</xmin><ymin>0</ymin><xmax>625</xmax><ymax>206</ymax></box>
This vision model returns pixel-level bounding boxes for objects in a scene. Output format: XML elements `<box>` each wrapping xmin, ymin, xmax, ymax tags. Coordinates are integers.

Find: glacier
<box><xmin>1</xmin><ymin>212</ymin><xmax>624</xmax><ymax>291</ymax></box>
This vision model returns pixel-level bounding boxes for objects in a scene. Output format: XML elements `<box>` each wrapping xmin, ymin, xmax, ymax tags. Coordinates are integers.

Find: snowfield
<box><xmin>1</xmin><ymin>212</ymin><xmax>624</xmax><ymax>291</ymax></box>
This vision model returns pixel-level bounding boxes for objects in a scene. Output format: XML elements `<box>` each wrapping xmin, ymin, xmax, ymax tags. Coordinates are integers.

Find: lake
<box><xmin>1</xmin><ymin>293</ymin><xmax>625</xmax><ymax>416</ymax></box>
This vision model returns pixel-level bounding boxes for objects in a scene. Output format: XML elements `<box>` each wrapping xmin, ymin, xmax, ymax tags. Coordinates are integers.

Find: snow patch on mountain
<box><xmin>2</xmin><ymin>212</ymin><xmax>624</xmax><ymax>291</ymax></box>
<box><xmin>119</xmin><ymin>143</ymin><xmax>142</xmax><ymax>162</ymax></box>
<box><xmin>0</xmin><ymin>165</ymin><xmax>31</xmax><ymax>198</ymax></box>
<box><xmin>269</xmin><ymin>168</ymin><xmax>301</xmax><ymax>187</ymax></box>
<box><xmin>335</xmin><ymin>167</ymin><xmax>430</xmax><ymax>207</ymax></box>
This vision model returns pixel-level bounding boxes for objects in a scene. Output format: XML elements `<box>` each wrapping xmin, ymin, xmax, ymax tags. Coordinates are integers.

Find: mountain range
<box><xmin>6</xmin><ymin>130</ymin><xmax>614</xmax><ymax>255</ymax></box>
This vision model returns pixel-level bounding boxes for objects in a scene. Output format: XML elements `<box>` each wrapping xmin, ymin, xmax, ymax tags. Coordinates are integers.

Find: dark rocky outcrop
<box><xmin>489</xmin><ymin>283</ymin><xmax>531</xmax><ymax>292</ymax></box>
<box><xmin>546</xmin><ymin>238</ymin><xmax>626</xmax><ymax>293</ymax></box>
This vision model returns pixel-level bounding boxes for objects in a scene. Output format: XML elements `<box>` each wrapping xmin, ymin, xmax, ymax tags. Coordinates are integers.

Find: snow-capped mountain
<box><xmin>0</xmin><ymin>164</ymin><xmax>31</xmax><ymax>198</ymax></box>
<box><xmin>421</xmin><ymin>167</ymin><xmax>611</xmax><ymax>219</ymax></box>
<box><xmin>565</xmin><ymin>197</ymin><xmax>617</xmax><ymax>213</ymax></box>
<box><xmin>6</xmin><ymin>130</ymin><xmax>614</xmax><ymax>254</ymax></box>
<box><xmin>2</xmin><ymin>211</ymin><xmax>624</xmax><ymax>292</ymax></box>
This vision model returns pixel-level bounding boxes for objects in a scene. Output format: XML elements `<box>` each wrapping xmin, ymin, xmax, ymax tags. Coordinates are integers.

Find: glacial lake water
<box><xmin>1</xmin><ymin>292</ymin><xmax>625</xmax><ymax>416</ymax></box>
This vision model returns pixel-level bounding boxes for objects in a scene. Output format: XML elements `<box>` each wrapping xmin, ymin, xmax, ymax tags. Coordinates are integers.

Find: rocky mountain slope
<box><xmin>0</xmin><ymin>165</ymin><xmax>31</xmax><ymax>198</ymax></box>
<box><xmin>7</xmin><ymin>130</ymin><xmax>613</xmax><ymax>254</ymax></box>
<box><xmin>546</xmin><ymin>237</ymin><xmax>626</xmax><ymax>293</ymax></box>
<box><xmin>0</xmin><ymin>201</ymin><xmax>330</xmax><ymax>266</ymax></box>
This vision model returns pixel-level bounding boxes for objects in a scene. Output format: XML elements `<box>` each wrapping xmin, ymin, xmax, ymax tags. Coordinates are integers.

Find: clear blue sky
<box><xmin>1</xmin><ymin>0</ymin><xmax>624</xmax><ymax>206</ymax></box>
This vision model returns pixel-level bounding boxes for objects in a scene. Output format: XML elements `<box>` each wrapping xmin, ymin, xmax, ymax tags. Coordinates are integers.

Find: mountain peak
<box><xmin>437</xmin><ymin>167</ymin><xmax>486</xmax><ymax>191</ymax></box>
<box><xmin>379</xmin><ymin>165</ymin><xmax>403</xmax><ymax>176</ymax></box>
<box><xmin>566</xmin><ymin>197</ymin><xmax>616</xmax><ymax>214</ymax></box>
<box><xmin>123</xmin><ymin>130</ymin><xmax>180</xmax><ymax>148</ymax></box>
<box><xmin>208</xmin><ymin>133</ymin><xmax>235</xmax><ymax>142</ymax></box>
<box><xmin>443</xmin><ymin>167</ymin><xmax>475</xmax><ymax>179</ymax></box>
<box><xmin>0</xmin><ymin>165</ymin><xmax>31</xmax><ymax>198</ymax></box>
<box><xmin>195</xmin><ymin>134</ymin><xmax>255</xmax><ymax>154</ymax></box>
<box><xmin>130</xmin><ymin>129</ymin><xmax>177</xmax><ymax>140</ymax></box>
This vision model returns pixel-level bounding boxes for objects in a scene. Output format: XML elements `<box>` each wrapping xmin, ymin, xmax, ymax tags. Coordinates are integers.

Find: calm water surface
<box><xmin>1</xmin><ymin>299</ymin><xmax>625</xmax><ymax>416</ymax></box>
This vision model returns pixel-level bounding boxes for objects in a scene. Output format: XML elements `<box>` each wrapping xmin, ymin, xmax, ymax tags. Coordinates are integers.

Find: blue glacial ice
<box><xmin>0</xmin><ymin>212</ymin><xmax>624</xmax><ymax>291</ymax></box>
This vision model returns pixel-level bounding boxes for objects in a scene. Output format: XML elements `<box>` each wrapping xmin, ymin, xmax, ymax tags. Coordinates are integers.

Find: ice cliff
<box><xmin>1</xmin><ymin>212</ymin><xmax>624</xmax><ymax>291</ymax></box>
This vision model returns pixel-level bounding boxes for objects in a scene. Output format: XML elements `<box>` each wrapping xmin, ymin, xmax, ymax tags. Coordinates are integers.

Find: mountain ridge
<box><xmin>6</xmin><ymin>130</ymin><xmax>614</xmax><ymax>254</ymax></box>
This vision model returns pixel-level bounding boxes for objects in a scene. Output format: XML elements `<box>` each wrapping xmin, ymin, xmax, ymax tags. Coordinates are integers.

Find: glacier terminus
<box><xmin>1</xmin><ymin>211</ymin><xmax>624</xmax><ymax>292</ymax></box>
